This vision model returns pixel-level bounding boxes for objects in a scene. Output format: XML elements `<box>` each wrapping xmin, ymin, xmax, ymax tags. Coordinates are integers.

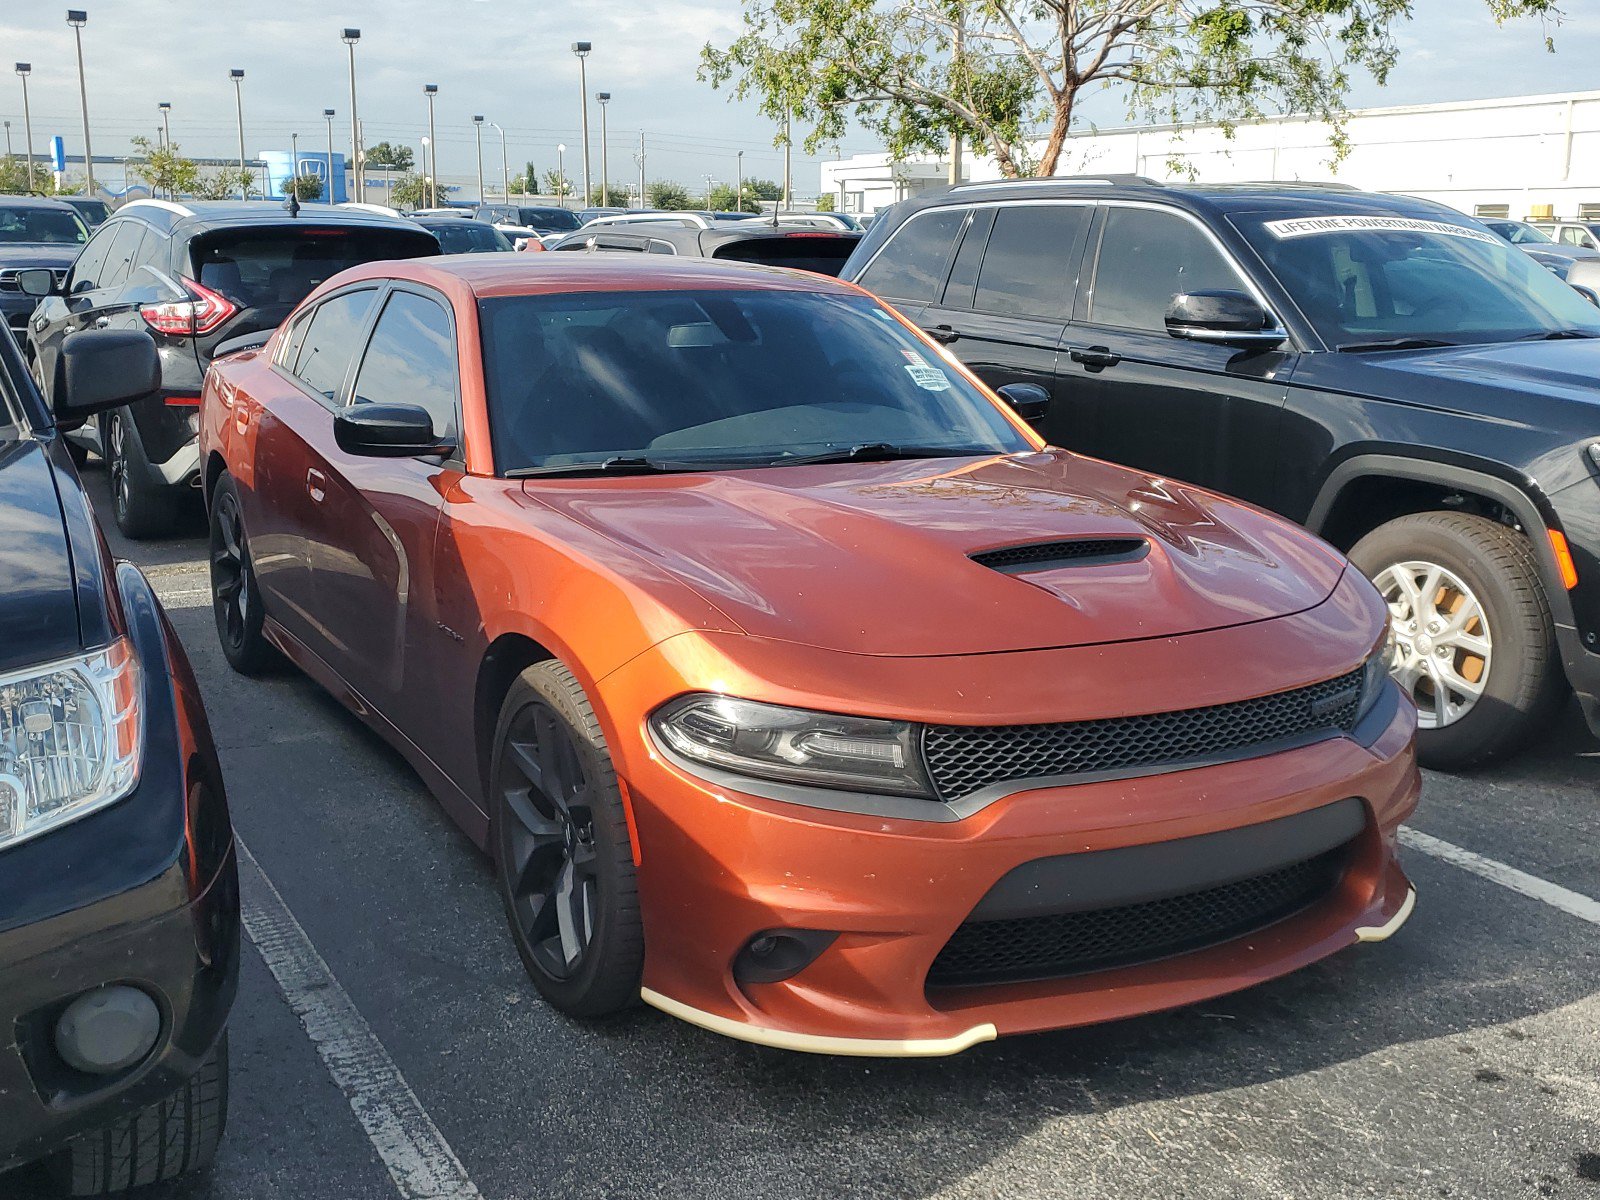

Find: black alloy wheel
<box><xmin>208</xmin><ymin>474</ymin><xmax>275</xmax><ymax>675</ymax></box>
<box><xmin>104</xmin><ymin>409</ymin><xmax>178</xmax><ymax>539</ymax></box>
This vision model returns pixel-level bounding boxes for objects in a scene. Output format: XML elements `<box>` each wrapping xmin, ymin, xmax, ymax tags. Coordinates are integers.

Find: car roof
<box><xmin>116</xmin><ymin>198</ymin><xmax>429</xmax><ymax>236</ymax></box>
<box><xmin>0</xmin><ymin>194</ymin><xmax>83</xmax><ymax>211</ymax></box>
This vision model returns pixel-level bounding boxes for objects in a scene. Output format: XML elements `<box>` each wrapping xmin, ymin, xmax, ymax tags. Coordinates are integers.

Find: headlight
<box><xmin>1355</xmin><ymin>644</ymin><xmax>1392</xmax><ymax>723</ymax></box>
<box><xmin>0</xmin><ymin>639</ymin><xmax>142</xmax><ymax>851</ymax></box>
<box><xmin>651</xmin><ymin>695</ymin><xmax>934</xmax><ymax>798</ymax></box>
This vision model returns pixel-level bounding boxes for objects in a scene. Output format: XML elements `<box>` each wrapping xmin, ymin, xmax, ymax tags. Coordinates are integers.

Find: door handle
<box><xmin>306</xmin><ymin>468</ymin><xmax>326</xmax><ymax>503</ymax></box>
<box><xmin>923</xmin><ymin>324</ymin><xmax>960</xmax><ymax>345</ymax></box>
<box><xmin>92</xmin><ymin>316</ymin><xmax>111</xmax><ymax>330</ymax></box>
<box><xmin>1069</xmin><ymin>345</ymin><xmax>1121</xmax><ymax>372</ymax></box>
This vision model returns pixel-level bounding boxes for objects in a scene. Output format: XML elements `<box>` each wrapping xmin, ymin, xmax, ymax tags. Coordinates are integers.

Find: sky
<box><xmin>0</xmin><ymin>0</ymin><xmax>1595</xmax><ymax>197</ymax></box>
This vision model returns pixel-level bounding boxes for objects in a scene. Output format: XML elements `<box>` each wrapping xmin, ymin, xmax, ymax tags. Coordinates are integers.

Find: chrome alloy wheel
<box><xmin>1373</xmin><ymin>559</ymin><xmax>1492</xmax><ymax>729</ymax></box>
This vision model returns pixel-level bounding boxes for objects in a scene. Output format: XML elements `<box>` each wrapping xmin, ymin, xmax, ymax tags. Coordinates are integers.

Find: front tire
<box><xmin>209</xmin><ymin>473</ymin><xmax>276</xmax><ymax>675</ymax></box>
<box><xmin>490</xmin><ymin>660</ymin><xmax>643</xmax><ymax>1018</ymax></box>
<box><xmin>49</xmin><ymin>1033</ymin><xmax>228</xmax><ymax>1196</ymax></box>
<box><xmin>105</xmin><ymin>409</ymin><xmax>178</xmax><ymax>540</ymax></box>
<box><xmin>1349</xmin><ymin>511</ymin><xmax>1568</xmax><ymax>770</ymax></box>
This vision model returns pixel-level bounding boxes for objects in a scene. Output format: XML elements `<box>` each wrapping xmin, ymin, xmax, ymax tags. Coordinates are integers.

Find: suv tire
<box><xmin>104</xmin><ymin>410</ymin><xmax>178</xmax><ymax>540</ymax></box>
<box><xmin>1349</xmin><ymin>511</ymin><xmax>1568</xmax><ymax>770</ymax></box>
<box><xmin>49</xmin><ymin>1033</ymin><xmax>228</xmax><ymax>1196</ymax></box>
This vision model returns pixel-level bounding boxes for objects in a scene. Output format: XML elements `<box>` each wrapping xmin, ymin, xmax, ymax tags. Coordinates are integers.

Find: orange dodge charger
<box><xmin>198</xmin><ymin>255</ymin><xmax>1418</xmax><ymax>1056</ymax></box>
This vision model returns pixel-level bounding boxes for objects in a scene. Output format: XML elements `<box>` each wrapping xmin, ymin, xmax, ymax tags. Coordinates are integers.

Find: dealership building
<box><xmin>821</xmin><ymin>89</ymin><xmax>1600</xmax><ymax>221</ymax></box>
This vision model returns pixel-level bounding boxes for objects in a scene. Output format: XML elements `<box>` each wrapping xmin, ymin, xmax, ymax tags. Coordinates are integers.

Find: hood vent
<box><xmin>971</xmin><ymin>538</ymin><xmax>1149</xmax><ymax>574</ymax></box>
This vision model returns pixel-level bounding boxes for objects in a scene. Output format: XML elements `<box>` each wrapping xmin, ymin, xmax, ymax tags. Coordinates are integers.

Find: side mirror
<box><xmin>334</xmin><ymin>403</ymin><xmax>455</xmax><ymax>458</ymax></box>
<box><xmin>996</xmin><ymin>382</ymin><xmax>1050</xmax><ymax>421</ymax></box>
<box><xmin>55</xmin><ymin>330</ymin><xmax>160</xmax><ymax>421</ymax></box>
<box><xmin>16</xmin><ymin>267</ymin><xmax>59</xmax><ymax>298</ymax></box>
<box><xmin>1570</xmin><ymin>283</ymin><xmax>1600</xmax><ymax>308</ymax></box>
<box><xmin>1165</xmin><ymin>290</ymin><xmax>1287</xmax><ymax>348</ymax></box>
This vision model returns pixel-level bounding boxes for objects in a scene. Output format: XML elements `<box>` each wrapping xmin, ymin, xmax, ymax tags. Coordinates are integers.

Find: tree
<box><xmin>702</xmin><ymin>0</ymin><xmax>1563</xmax><ymax>178</ymax></box>
<box><xmin>193</xmin><ymin>168</ymin><xmax>257</xmax><ymax>200</ymax></box>
<box><xmin>127</xmin><ymin>135</ymin><xmax>201</xmax><ymax>198</ymax></box>
<box><xmin>646</xmin><ymin>180</ymin><xmax>694</xmax><ymax>210</ymax></box>
<box><xmin>587</xmin><ymin>182</ymin><xmax>632</xmax><ymax>206</ymax></box>
<box><xmin>365</xmin><ymin>141</ymin><xmax>414</xmax><ymax>173</ymax></box>
<box><xmin>390</xmin><ymin>172</ymin><xmax>428</xmax><ymax>210</ymax></box>
<box><xmin>706</xmin><ymin>182</ymin><xmax>758</xmax><ymax>212</ymax></box>
<box><xmin>288</xmin><ymin>173</ymin><xmax>325</xmax><ymax>201</ymax></box>
<box><xmin>0</xmin><ymin>156</ymin><xmax>38</xmax><ymax>193</ymax></box>
<box><xmin>745</xmin><ymin>177</ymin><xmax>782</xmax><ymax>201</ymax></box>
<box><xmin>541</xmin><ymin>168</ymin><xmax>574</xmax><ymax>200</ymax></box>
<box><xmin>815</xmin><ymin>193</ymin><xmax>836</xmax><ymax>211</ymax></box>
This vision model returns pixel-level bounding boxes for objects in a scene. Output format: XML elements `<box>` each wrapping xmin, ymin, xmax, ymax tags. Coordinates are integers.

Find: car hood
<box><xmin>1354</xmin><ymin>337</ymin><xmax>1600</xmax><ymax>410</ymax></box>
<box><xmin>0</xmin><ymin>439</ymin><xmax>81</xmax><ymax>673</ymax></box>
<box><xmin>527</xmin><ymin>451</ymin><xmax>1348</xmax><ymax>657</ymax></box>
<box><xmin>0</xmin><ymin>245</ymin><xmax>81</xmax><ymax>268</ymax></box>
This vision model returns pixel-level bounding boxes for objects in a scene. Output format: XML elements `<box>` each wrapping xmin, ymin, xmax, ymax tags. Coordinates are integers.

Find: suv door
<box><xmin>915</xmin><ymin>202</ymin><xmax>1093</xmax><ymax>416</ymax></box>
<box><xmin>1055</xmin><ymin>204</ymin><xmax>1294</xmax><ymax>506</ymax></box>
<box><xmin>29</xmin><ymin>219</ymin><xmax>119</xmax><ymax>397</ymax></box>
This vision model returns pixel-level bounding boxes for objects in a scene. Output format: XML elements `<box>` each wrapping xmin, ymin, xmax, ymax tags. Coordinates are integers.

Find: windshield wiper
<box><xmin>1335</xmin><ymin>337</ymin><xmax>1459</xmax><ymax>353</ymax></box>
<box><xmin>768</xmin><ymin>443</ymin><xmax>997</xmax><ymax>468</ymax></box>
<box><xmin>1516</xmin><ymin>329</ymin><xmax>1600</xmax><ymax>341</ymax></box>
<box><xmin>507</xmin><ymin>455</ymin><xmax>705</xmax><ymax>479</ymax></box>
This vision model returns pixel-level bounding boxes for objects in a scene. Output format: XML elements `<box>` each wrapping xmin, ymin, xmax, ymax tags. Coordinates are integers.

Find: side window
<box><xmin>67</xmin><ymin>222</ymin><xmax>118</xmax><ymax>294</ymax></box>
<box><xmin>941</xmin><ymin>209</ymin><xmax>995</xmax><ymax>308</ymax></box>
<box><xmin>855</xmin><ymin>208</ymin><xmax>966</xmax><ymax>305</ymax></box>
<box><xmin>349</xmin><ymin>291</ymin><xmax>458</xmax><ymax>441</ymax></box>
<box><xmin>646</xmin><ymin>240</ymin><xmax>678</xmax><ymax>255</ymax></box>
<box><xmin>1087</xmin><ymin>208</ymin><xmax>1251</xmax><ymax>332</ymax></box>
<box><xmin>121</xmin><ymin>232</ymin><xmax>175</xmax><ymax>304</ymax></box>
<box><xmin>97</xmin><ymin>221</ymin><xmax>148</xmax><ymax>291</ymax></box>
<box><xmin>291</xmin><ymin>288</ymin><xmax>378</xmax><ymax>402</ymax></box>
<box><xmin>276</xmin><ymin>307</ymin><xmax>314</xmax><ymax>369</ymax></box>
<box><xmin>973</xmin><ymin>204</ymin><xmax>1091</xmax><ymax>320</ymax></box>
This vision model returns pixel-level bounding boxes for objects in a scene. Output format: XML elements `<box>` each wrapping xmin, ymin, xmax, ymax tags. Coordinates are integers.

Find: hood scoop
<box><xmin>971</xmin><ymin>538</ymin><xmax>1150</xmax><ymax>575</ymax></box>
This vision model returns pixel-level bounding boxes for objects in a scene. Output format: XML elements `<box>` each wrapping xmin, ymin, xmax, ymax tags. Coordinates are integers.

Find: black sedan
<box><xmin>0</xmin><ymin>325</ymin><xmax>238</xmax><ymax>1194</ymax></box>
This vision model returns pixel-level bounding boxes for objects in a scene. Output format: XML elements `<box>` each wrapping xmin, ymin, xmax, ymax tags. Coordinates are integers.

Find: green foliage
<box><xmin>288</xmin><ymin>173</ymin><xmax>325</xmax><ymax>201</ymax></box>
<box><xmin>646</xmin><ymin>180</ymin><xmax>695</xmax><ymax>210</ymax></box>
<box><xmin>706</xmin><ymin>183</ymin><xmax>759</xmax><ymax>212</ymax></box>
<box><xmin>365</xmin><ymin>141</ymin><xmax>414</xmax><ymax>172</ymax></box>
<box><xmin>127</xmin><ymin>136</ymin><xmax>201</xmax><ymax>197</ymax></box>
<box><xmin>541</xmin><ymin>168</ymin><xmax>574</xmax><ymax>199</ymax></box>
<box><xmin>0</xmin><ymin>155</ymin><xmax>41</xmax><ymax>193</ymax></box>
<box><xmin>744</xmin><ymin>177</ymin><xmax>783</xmax><ymax>201</ymax></box>
<box><xmin>390</xmin><ymin>172</ymin><xmax>429</xmax><ymax>210</ymax></box>
<box><xmin>814</xmin><ymin>193</ymin><xmax>836</xmax><ymax>211</ymax></box>
<box><xmin>701</xmin><ymin>0</ymin><xmax>1564</xmax><ymax>178</ymax></box>
<box><xmin>193</xmin><ymin>168</ymin><xmax>258</xmax><ymax>200</ymax></box>
<box><xmin>587</xmin><ymin>182</ymin><xmax>632</xmax><ymax>206</ymax></box>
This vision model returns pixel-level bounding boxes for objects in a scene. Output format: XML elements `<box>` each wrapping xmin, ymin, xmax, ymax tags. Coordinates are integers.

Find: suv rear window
<box><xmin>711</xmin><ymin>234</ymin><xmax>858</xmax><ymax>276</ymax></box>
<box><xmin>189</xmin><ymin>227</ymin><xmax>434</xmax><ymax>312</ymax></box>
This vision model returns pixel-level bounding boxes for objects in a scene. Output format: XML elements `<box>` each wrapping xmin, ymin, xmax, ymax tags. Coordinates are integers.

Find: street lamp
<box><xmin>423</xmin><ymin>84</ymin><xmax>438</xmax><ymax>207</ymax></box>
<box><xmin>230</xmin><ymin>69</ymin><xmax>246</xmax><ymax>200</ymax></box>
<box><xmin>557</xmin><ymin>143</ymin><xmax>566</xmax><ymax>207</ymax></box>
<box><xmin>571</xmin><ymin>42</ymin><xmax>592</xmax><ymax>204</ymax></box>
<box><xmin>158</xmin><ymin>101</ymin><xmax>171</xmax><ymax>152</ymax></box>
<box><xmin>596</xmin><ymin>92</ymin><xmax>611</xmax><ymax>208</ymax></box>
<box><xmin>341</xmin><ymin>29</ymin><xmax>361</xmax><ymax>197</ymax></box>
<box><xmin>15</xmin><ymin>64</ymin><xmax>35</xmax><ymax>193</ymax></box>
<box><xmin>487</xmin><ymin>120</ymin><xmax>508</xmax><ymax>201</ymax></box>
<box><xmin>473</xmin><ymin>115</ymin><xmax>485</xmax><ymax>204</ymax></box>
<box><xmin>66</xmin><ymin>11</ymin><xmax>95</xmax><ymax>194</ymax></box>
<box><xmin>323</xmin><ymin>108</ymin><xmax>336</xmax><ymax>201</ymax></box>
<box><xmin>420</xmin><ymin>136</ymin><xmax>430</xmax><ymax>209</ymax></box>
<box><xmin>290</xmin><ymin>130</ymin><xmax>299</xmax><ymax>198</ymax></box>
<box><xmin>736</xmin><ymin>149</ymin><xmax>744</xmax><ymax>213</ymax></box>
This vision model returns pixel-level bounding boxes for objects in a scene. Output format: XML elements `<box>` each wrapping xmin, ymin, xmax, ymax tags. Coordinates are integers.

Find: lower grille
<box><xmin>927</xmin><ymin>846</ymin><xmax>1349</xmax><ymax>988</ymax></box>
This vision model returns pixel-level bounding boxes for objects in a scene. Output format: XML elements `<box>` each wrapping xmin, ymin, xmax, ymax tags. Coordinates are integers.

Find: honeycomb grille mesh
<box><xmin>970</xmin><ymin>538</ymin><xmax>1146</xmax><ymax>571</ymax></box>
<box><xmin>927</xmin><ymin>846</ymin><xmax>1348</xmax><ymax>987</ymax></box>
<box><xmin>922</xmin><ymin>668</ymin><xmax>1365</xmax><ymax>801</ymax></box>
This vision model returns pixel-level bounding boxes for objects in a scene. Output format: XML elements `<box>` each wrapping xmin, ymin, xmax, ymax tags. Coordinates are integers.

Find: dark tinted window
<box><xmin>67</xmin><ymin>223</ymin><xmax>117</xmax><ymax>293</ymax></box>
<box><xmin>973</xmin><ymin>204</ymin><xmax>1090</xmax><ymax>319</ymax></box>
<box><xmin>855</xmin><ymin>208</ymin><xmax>965</xmax><ymax>304</ymax></box>
<box><xmin>98</xmin><ymin>220</ymin><xmax>148</xmax><ymax>290</ymax></box>
<box><xmin>292</xmin><ymin>288</ymin><xmax>377</xmax><ymax>401</ymax></box>
<box><xmin>350</xmin><ymin>291</ymin><xmax>458</xmax><ymax>439</ymax></box>
<box><xmin>433</xmin><ymin>223</ymin><xmax>512</xmax><ymax>253</ymax></box>
<box><xmin>710</xmin><ymin>235</ymin><xmax>857</xmax><ymax>276</ymax></box>
<box><xmin>190</xmin><ymin>228</ymin><xmax>434</xmax><ymax>311</ymax></box>
<box><xmin>1088</xmin><ymin>207</ymin><xmax>1248</xmax><ymax>331</ymax></box>
<box><xmin>941</xmin><ymin>209</ymin><xmax>995</xmax><ymax>307</ymax></box>
<box><xmin>518</xmin><ymin>207</ymin><xmax>582</xmax><ymax>232</ymax></box>
<box><xmin>0</xmin><ymin>205</ymin><xmax>87</xmax><ymax>246</ymax></box>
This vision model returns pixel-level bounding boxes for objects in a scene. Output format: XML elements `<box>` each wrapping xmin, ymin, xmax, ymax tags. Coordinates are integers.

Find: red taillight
<box><xmin>139</xmin><ymin>276</ymin><xmax>238</xmax><ymax>337</ymax></box>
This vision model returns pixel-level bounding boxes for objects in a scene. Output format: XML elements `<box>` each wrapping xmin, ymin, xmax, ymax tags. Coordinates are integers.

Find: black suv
<box><xmin>843</xmin><ymin>178</ymin><xmax>1600</xmax><ymax>769</ymax></box>
<box><xmin>21</xmin><ymin>200</ymin><xmax>438</xmax><ymax>538</ymax></box>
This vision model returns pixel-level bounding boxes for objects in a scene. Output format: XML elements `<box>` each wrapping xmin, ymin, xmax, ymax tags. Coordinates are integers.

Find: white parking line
<box><xmin>1400</xmin><ymin>827</ymin><xmax>1600</xmax><ymax>927</ymax></box>
<box><xmin>236</xmin><ymin>840</ymin><xmax>483</xmax><ymax>1200</ymax></box>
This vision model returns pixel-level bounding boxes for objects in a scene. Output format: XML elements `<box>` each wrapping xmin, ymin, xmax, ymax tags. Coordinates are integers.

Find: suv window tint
<box><xmin>67</xmin><ymin>222</ymin><xmax>118</xmax><ymax>293</ymax></box>
<box><xmin>98</xmin><ymin>220</ymin><xmax>148</xmax><ymax>290</ymax></box>
<box><xmin>291</xmin><ymin>288</ymin><xmax>377</xmax><ymax>401</ymax></box>
<box><xmin>350</xmin><ymin>291</ymin><xmax>458</xmax><ymax>440</ymax></box>
<box><xmin>1088</xmin><ymin>207</ymin><xmax>1249</xmax><ymax>331</ymax></box>
<box><xmin>855</xmin><ymin>209</ymin><xmax>966</xmax><ymax>304</ymax></box>
<box><xmin>190</xmin><ymin>229</ymin><xmax>431</xmax><ymax>311</ymax></box>
<box><xmin>941</xmin><ymin>209</ymin><xmax>995</xmax><ymax>307</ymax></box>
<box><xmin>0</xmin><ymin>205</ymin><xmax>87</xmax><ymax>246</ymax></box>
<box><xmin>973</xmin><ymin>205</ymin><xmax>1090</xmax><ymax>319</ymax></box>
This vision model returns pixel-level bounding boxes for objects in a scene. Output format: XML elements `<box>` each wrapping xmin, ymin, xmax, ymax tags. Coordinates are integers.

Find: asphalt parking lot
<box><xmin>8</xmin><ymin>464</ymin><xmax>1599</xmax><ymax>1200</ymax></box>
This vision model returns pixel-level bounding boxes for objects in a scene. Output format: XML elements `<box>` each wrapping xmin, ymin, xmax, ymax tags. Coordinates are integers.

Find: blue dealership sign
<box><xmin>50</xmin><ymin>136</ymin><xmax>65</xmax><ymax>173</ymax></box>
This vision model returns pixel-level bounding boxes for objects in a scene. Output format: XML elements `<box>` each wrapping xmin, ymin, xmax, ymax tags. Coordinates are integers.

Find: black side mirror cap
<box><xmin>16</xmin><ymin>267</ymin><xmax>58</xmax><ymax>298</ymax></box>
<box><xmin>1165</xmin><ymin>290</ymin><xmax>1287</xmax><ymax>348</ymax></box>
<box><xmin>1571</xmin><ymin>283</ymin><xmax>1600</xmax><ymax>307</ymax></box>
<box><xmin>55</xmin><ymin>330</ymin><xmax>160</xmax><ymax>421</ymax></box>
<box><xmin>996</xmin><ymin>382</ymin><xmax>1050</xmax><ymax>420</ymax></box>
<box><xmin>334</xmin><ymin>403</ymin><xmax>455</xmax><ymax>458</ymax></box>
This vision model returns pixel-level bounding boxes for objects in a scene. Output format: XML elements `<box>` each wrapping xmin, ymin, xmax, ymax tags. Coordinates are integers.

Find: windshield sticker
<box><xmin>1262</xmin><ymin>215</ymin><xmax>1500</xmax><ymax>245</ymax></box>
<box><xmin>905</xmin><ymin>364</ymin><xmax>952</xmax><ymax>391</ymax></box>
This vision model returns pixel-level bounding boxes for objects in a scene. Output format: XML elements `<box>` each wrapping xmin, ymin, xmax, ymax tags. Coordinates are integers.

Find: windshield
<box><xmin>434</xmin><ymin>223</ymin><xmax>512</xmax><ymax>253</ymax></box>
<box><xmin>0</xmin><ymin>206</ymin><xmax>88</xmax><ymax>245</ymax></box>
<box><xmin>480</xmin><ymin>288</ymin><xmax>1030</xmax><ymax>474</ymax></box>
<box><xmin>518</xmin><ymin>208</ymin><xmax>582</xmax><ymax>232</ymax></box>
<box><xmin>1235</xmin><ymin>212</ymin><xmax>1600</xmax><ymax>346</ymax></box>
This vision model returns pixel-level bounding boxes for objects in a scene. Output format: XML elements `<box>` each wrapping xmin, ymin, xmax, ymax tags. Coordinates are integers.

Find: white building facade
<box><xmin>822</xmin><ymin>90</ymin><xmax>1600</xmax><ymax>221</ymax></box>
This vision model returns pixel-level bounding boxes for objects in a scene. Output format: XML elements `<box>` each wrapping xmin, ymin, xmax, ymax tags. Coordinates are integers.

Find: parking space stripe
<box><xmin>1401</xmin><ymin>827</ymin><xmax>1600</xmax><ymax>926</ymax></box>
<box><xmin>236</xmin><ymin>840</ymin><xmax>483</xmax><ymax>1200</ymax></box>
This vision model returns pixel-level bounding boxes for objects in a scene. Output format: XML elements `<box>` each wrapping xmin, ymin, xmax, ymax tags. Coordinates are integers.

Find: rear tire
<box><xmin>209</xmin><ymin>472</ymin><xmax>277</xmax><ymax>675</ymax></box>
<box><xmin>49</xmin><ymin>1033</ymin><xmax>229</xmax><ymax>1196</ymax></box>
<box><xmin>106</xmin><ymin>410</ymin><xmax>178</xmax><ymax>540</ymax></box>
<box><xmin>1349</xmin><ymin>511</ymin><xmax>1568</xmax><ymax>771</ymax></box>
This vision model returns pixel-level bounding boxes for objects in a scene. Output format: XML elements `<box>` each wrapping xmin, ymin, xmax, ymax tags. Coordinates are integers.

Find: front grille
<box><xmin>971</xmin><ymin>538</ymin><xmax>1147</xmax><ymax>572</ymax></box>
<box><xmin>927</xmin><ymin>846</ymin><xmax>1348</xmax><ymax>987</ymax></box>
<box><xmin>922</xmin><ymin>668</ymin><xmax>1364</xmax><ymax>801</ymax></box>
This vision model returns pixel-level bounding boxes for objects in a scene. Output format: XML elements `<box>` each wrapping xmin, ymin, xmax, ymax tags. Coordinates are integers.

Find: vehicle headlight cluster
<box><xmin>1355</xmin><ymin>643</ymin><xmax>1393</xmax><ymax>724</ymax></box>
<box><xmin>651</xmin><ymin>694</ymin><xmax>935</xmax><ymax>798</ymax></box>
<box><xmin>0</xmin><ymin>639</ymin><xmax>142</xmax><ymax>851</ymax></box>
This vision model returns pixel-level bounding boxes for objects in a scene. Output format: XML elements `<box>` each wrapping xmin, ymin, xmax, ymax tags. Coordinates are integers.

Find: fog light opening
<box><xmin>733</xmin><ymin>929</ymin><xmax>839</xmax><ymax>985</ymax></box>
<box><xmin>54</xmin><ymin>984</ymin><xmax>161</xmax><ymax>1076</ymax></box>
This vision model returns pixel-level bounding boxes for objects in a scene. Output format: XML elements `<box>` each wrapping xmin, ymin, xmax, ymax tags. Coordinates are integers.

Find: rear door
<box><xmin>29</xmin><ymin>220</ymin><xmax>116</xmax><ymax>394</ymax></box>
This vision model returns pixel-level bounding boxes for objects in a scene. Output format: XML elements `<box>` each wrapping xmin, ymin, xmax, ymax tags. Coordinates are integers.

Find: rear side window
<box><xmin>190</xmin><ymin>229</ymin><xmax>433</xmax><ymax>311</ymax></box>
<box><xmin>1087</xmin><ymin>208</ymin><xmax>1249</xmax><ymax>331</ymax></box>
<box><xmin>291</xmin><ymin>288</ymin><xmax>377</xmax><ymax>402</ymax></box>
<box><xmin>941</xmin><ymin>209</ymin><xmax>995</xmax><ymax>307</ymax></box>
<box><xmin>67</xmin><ymin>223</ymin><xmax>117</xmax><ymax>293</ymax></box>
<box><xmin>98</xmin><ymin>221</ymin><xmax>148</xmax><ymax>291</ymax></box>
<box><xmin>854</xmin><ymin>208</ymin><xmax>965</xmax><ymax>303</ymax></box>
<box><xmin>350</xmin><ymin>291</ymin><xmax>459</xmax><ymax>440</ymax></box>
<box><xmin>973</xmin><ymin>205</ymin><xmax>1091</xmax><ymax>319</ymax></box>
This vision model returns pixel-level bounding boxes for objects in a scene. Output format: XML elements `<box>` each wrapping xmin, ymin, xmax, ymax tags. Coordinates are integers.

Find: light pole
<box><xmin>633</xmin><ymin>132</ymin><xmax>645</xmax><ymax>207</ymax></box>
<box><xmin>423</xmin><ymin>84</ymin><xmax>438</xmax><ymax>206</ymax></box>
<box><xmin>420</xmin><ymin>137</ymin><xmax>431</xmax><ymax>210</ymax></box>
<box><xmin>2</xmin><ymin>122</ymin><xmax>9</xmax><ymax>159</ymax></box>
<box><xmin>66</xmin><ymin>11</ymin><xmax>94</xmax><ymax>194</ymax></box>
<box><xmin>229</xmin><ymin>69</ymin><xmax>246</xmax><ymax>199</ymax></box>
<box><xmin>736</xmin><ymin>149</ymin><xmax>744</xmax><ymax>213</ymax></box>
<box><xmin>472</xmin><ymin>115</ymin><xmax>485</xmax><ymax>203</ymax></box>
<box><xmin>571</xmin><ymin>42</ymin><xmax>592</xmax><ymax>204</ymax></box>
<box><xmin>323</xmin><ymin>108</ymin><xmax>335</xmax><ymax>201</ymax></box>
<box><xmin>158</xmin><ymin>101</ymin><xmax>171</xmax><ymax>151</ymax></box>
<box><xmin>290</xmin><ymin>131</ymin><xmax>299</xmax><ymax>198</ymax></box>
<box><xmin>488</xmin><ymin>120</ymin><xmax>508</xmax><ymax>200</ymax></box>
<box><xmin>15</xmin><ymin>64</ymin><xmax>35</xmax><ymax>193</ymax></box>
<box><xmin>557</xmin><ymin>144</ymin><xmax>566</xmax><ymax>207</ymax></box>
<box><xmin>341</xmin><ymin>29</ymin><xmax>361</xmax><ymax>198</ymax></box>
<box><xmin>596</xmin><ymin>92</ymin><xmax>610</xmax><ymax>207</ymax></box>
